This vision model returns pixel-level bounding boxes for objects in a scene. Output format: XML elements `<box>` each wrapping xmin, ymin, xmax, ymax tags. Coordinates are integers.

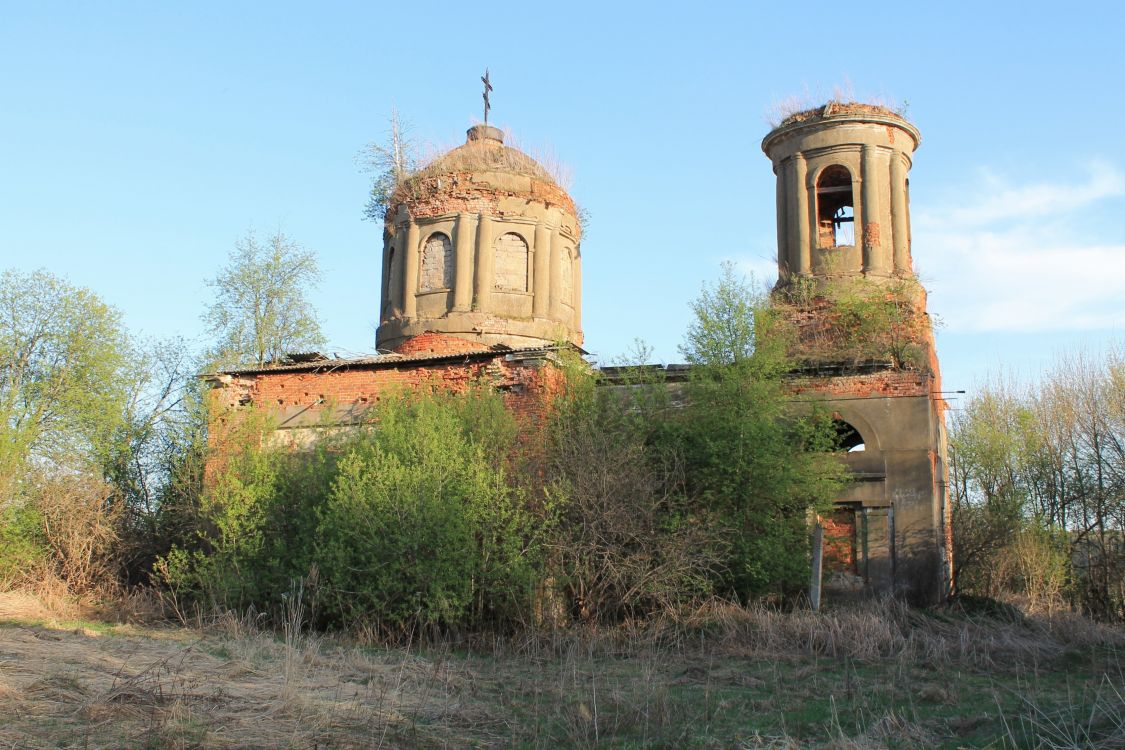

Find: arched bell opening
<box><xmin>816</xmin><ymin>165</ymin><xmax>855</xmax><ymax>248</ymax></box>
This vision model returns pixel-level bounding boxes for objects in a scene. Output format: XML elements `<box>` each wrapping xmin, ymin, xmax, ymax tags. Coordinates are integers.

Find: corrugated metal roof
<box><xmin>211</xmin><ymin>343</ymin><xmax>576</xmax><ymax>377</ymax></box>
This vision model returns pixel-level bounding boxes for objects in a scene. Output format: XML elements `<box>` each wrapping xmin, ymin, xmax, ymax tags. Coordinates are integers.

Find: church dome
<box><xmin>390</xmin><ymin>125</ymin><xmax>578</xmax><ymax>223</ymax></box>
<box><xmin>376</xmin><ymin>124</ymin><xmax>584</xmax><ymax>352</ymax></box>
<box><xmin>418</xmin><ymin>125</ymin><xmax>554</xmax><ymax>181</ymax></box>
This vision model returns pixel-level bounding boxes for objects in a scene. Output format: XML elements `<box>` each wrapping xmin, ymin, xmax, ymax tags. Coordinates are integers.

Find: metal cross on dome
<box><xmin>481</xmin><ymin>68</ymin><xmax>493</xmax><ymax>124</ymax></box>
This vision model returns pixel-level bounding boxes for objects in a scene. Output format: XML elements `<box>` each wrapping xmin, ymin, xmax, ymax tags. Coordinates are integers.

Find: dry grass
<box><xmin>765</xmin><ymin>83</ymin><xmax>907</xmax><ymax>130</ymax></box>
<box><xmin>0</xmin><ymin>594</ymin><xmax>1121</xmax><ymax>748</ymax></box>
<box><xmin>0</xmin><ymin>618</ymin><xmax>506</xmax><ymax>748</ymax></box>
<box><xmin>405</xmin><ymin>137</ymin><xmax>565</xmax><ymax>189</ymax></box>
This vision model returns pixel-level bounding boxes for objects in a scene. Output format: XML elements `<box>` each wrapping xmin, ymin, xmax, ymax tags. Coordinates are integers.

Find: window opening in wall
<box><xmin>834</xmin><ymin>419</ymin><xmax>866</xmax><ymax>453</ymax></box>
<box><xmin>494</xmin><ymin>232</ymin><xmax>529</xmax><ymax>292</ymax></box>
<box><xmin>420</xmin><ymin>232</ymin><xmax>453</xmax><ymax>291</ymax></box>
<box><xmin>817</xmin><ymin>166</ymin><xmax>854</xmax><ymax>248</ymax></box>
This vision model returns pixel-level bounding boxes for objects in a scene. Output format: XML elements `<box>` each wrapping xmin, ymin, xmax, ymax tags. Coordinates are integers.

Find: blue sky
<box><xmin>1</xmin><ymin>2</ymin><xmax>1122</xmax><ymax>397</ymax></box>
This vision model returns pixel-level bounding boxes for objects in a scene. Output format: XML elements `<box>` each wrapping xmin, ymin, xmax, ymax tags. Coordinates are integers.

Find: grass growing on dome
<box><xmin>409</xmin><ymin>131</ymin><xmax>571</xmax><ymax>188</ymax></box>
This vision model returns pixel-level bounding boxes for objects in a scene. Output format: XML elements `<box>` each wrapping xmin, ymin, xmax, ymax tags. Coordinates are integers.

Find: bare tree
<box><xmin>361</xmin><ymin>107</ymin><xmax>418</xmax><ymax>222</ymax></box>
<box><xmin>950</xmin><ymin>347</ymin><xmax>1125</xmax><ymax>619</ymax></box>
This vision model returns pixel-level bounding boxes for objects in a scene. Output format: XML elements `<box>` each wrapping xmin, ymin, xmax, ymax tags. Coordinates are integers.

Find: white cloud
<box><xmin>915</xmin><ymin>163</ymin><xmax>1125</xmax><ymax>333</ymax></box>
<box><xmin>735</xmin><ymin>255</ymin><xmax>780</xmax><ymax>291</ymax></box>
<box><xmin>921</xmin><ymin>162</ymin><xmax>1125</xmax><ymax>227</ymax></box>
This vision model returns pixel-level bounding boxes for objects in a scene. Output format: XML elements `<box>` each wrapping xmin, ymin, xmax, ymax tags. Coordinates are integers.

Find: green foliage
<box><xmin>0</xmin><ymin>269</ymin><xmax>139</xmax><ymax>593</ymax></box>
<box><xmin>539</xmin><ymin>361</ymin><xmax>718</xmax><ymax>622</ymax></box>
<box><xmin>316</xmin><ymin>389</ymin><xmax>536</xmax><ymax>631</ymax></box>
<box><xmin>203</xmin><ymin>230</ymin><xmax>324</xmax><ymax>369</ymax></box>
<box><xmin>774</xmin><ymin>277</ymin><xmax>927</xmax><ymax>369</ymax></box>
<box><xmin>162</xmin><ymin>387</ymin><xmax>536</xmax><ymax>632</ymax></box>
<box><xmin>157</xmin><ymin>407</ymin><xmax>337</xmax><ymax>611</ymax></box>
<box><xmin>675</xmin><ymin>363</ymin><xmax>844</xmax><ymax>598</ymax></box>
<box><xmin>675</xmin><ymin>264</ymin><xmax>847</xmax><ymax>600</ymax></box>
<box><xmin>829</xmin><ymin>280</ymin><xmax>924</xmax><ymax>368</ymax></box>
<box><xmin>950</xmin><ymin>350</ymin><xmax>1125</xmax><ymax>620</ymax></box>
<box><xmin>0</xmin><ymin>269</ymin><xmax>131</xmax><ymax>495</ymax></box>
<box><xmin>680</xmin><ymin>262</ymin><xmax>760</xmax><ymax>366</ymax></box>
<box><xmin>0</xmin><ymin>502</ymin><xmax>47</xmax><ymax>587</ymax></box>
<box><xmin>102</xmin><ymin>337</ymin><xmax>212</xmax><ymax>583</ymax></box>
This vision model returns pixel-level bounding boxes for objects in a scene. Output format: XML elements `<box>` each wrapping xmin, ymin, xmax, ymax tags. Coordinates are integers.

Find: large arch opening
<box><xmin>834</xmin><ymin>419</ymin><xmax>866</xmax><ymax>453</ymax></box>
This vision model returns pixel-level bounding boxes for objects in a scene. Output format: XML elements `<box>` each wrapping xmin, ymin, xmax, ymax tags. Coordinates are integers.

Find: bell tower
<box><xmin>762</xmin><ymin>102</ymin><xmax>919</xmax><ymax>285</ymax></box>
<box><xmin>761</xmin><ymin>102</ymin><xmax>951</xmax><ymax>605</ymax></box>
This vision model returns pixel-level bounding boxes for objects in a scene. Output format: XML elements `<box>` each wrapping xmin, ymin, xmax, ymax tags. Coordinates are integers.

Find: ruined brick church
<box><xmin>208</xmin><ymin>103</ymin><xmax>952</xmax><ymax>604</ymax></box>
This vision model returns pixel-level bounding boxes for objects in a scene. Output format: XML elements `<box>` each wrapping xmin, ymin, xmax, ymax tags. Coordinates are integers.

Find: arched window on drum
<box><xmin>559</xmin><ymin>246</ymin><xmax>574</xmax><ymax>306</ymax></box>
<box><xmin>494</xmin><ymin>232</ymin><xmax>529</xmax><ymax>292</ymax></box>
<box><xmin>419</xmin><ymin>232</ymin><xmax>453</xmax><ymax>291</ymax></box>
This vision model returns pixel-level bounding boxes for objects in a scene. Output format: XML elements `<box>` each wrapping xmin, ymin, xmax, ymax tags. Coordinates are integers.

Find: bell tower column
<box><xmin>787</xmin><ymin>153</ymin><xmax>811</xmax><ymax>275</ymax></box>
<box><xmin>862</xmin><ymin>144</ymin><xmax>887</xmax><ymax>275</ymax></box>
<box><xmin>775</xmin><ymin>165</ymin><xmax>789</xmax><ymax>278</ymax></box>
<box><xmin>891</xmin><ymin>154</ymin><xmax>910</xmax><ymax>274</ymax></box>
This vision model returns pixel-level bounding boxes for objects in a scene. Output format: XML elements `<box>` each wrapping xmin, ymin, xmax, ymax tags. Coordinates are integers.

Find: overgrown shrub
<box><xmin>0</xmin><ymin>502</ymin><xmax>47</xmax><ymax>588</ymax></box>
<box><xmin>773</xmin><ymin>277</ymin><xmax>929</xmax><ymax>369</ymax></box>
<box><xmin>160</xmin><ymin>388</ymin><xmax>538</xmax><ymax>633</ymax></box>
<box><xmin>538</xmin><ymin>364</ymin><xmax>719</xmax><ymax>623</ymax></box>
<box><xmin>316</xmin><ymin>389</ymin><xmax>537</xmax><ymax>632</ymax></box>
<box><xmin>671</xmin><ymin>360</ymin><xmax>844</xmax><ymax>600</ymax></box>
<box><xmin>158</xmin><ymin>409</ymin><xmax>341</xmax><ymax>617</ymax></box>
<box><xmin>29</xmin><ymin>470</ymin><xmax>123</xmax><ymax>593</ymax></box>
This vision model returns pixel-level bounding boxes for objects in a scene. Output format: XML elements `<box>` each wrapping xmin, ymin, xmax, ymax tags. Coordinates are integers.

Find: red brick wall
<box><xmin>391</xmin><ymin>332</ymin><xmax>490</xmax><ymax>356</ymax></box>
<box><xmin>216</xmin><ymin>357</ymin><xmax>558</xmax><ymax>420</ymax></box>
<box><xmin>822</xmin><ymin>509</ymin><xmax>857</xmax><ymax>573</ymax></box>
<box><xmin>208</xmin><ymin>348</ymin><xmax>569</xmax><ymax>460</ymax></box>
<box><xmin>789</xmin><ymin>369</ymin><xmax>934</xmax><ymax>399</ymax></box>
<box><xmin>394</xmin><ymin>171</ymin><xmax>578</xmax><ymax>226</ymax></box>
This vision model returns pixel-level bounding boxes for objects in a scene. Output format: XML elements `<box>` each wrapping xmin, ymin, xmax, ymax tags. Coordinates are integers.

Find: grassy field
<box><xmin>0</xmin><ymin>594</ymin><xmax>1121</xmax><ymax>749</ymax></box>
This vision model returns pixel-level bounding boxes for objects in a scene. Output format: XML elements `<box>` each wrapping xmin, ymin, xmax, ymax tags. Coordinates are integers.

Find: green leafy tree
<box><xmin>0</xmin><ymin>269</ymin><xmax>131</xmax><ymax>496</ymax></box>
<box><xmin>156</xmin><ymin>407</ymin><xmax>298</xmax><ymax>609</ymax></box>
<box><xmin>674</xmin><ymin>262</ymin><xmax>845</xmax><ymax>600</ymax></box>
<box><xmin>204</xmin><ymin>230</ymin><xmax>324</xmax><ymax>369</ymax></box>
<box><xmin>102</xmin><ymin>336</ymin><xmax>212</xmax><ymax>582</ymax></box>
<box><xmin>0</xmin><ymin>269</ymin><xmax>134</xmax><ymax>592</ymax></box>
<box><xmin>681</xmin><ymin>263</ymin><xmax>760</xmax><ymax>366</ymax></box>
<box><xmin>950</xmin><ymin>350</ymin><xmax>1125</xmax><ymax>619</ymax></box>
<box><xmin>160</xmin><ymin>386</ymin><xmax>537</xmax><ymax>631</ymax></box>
